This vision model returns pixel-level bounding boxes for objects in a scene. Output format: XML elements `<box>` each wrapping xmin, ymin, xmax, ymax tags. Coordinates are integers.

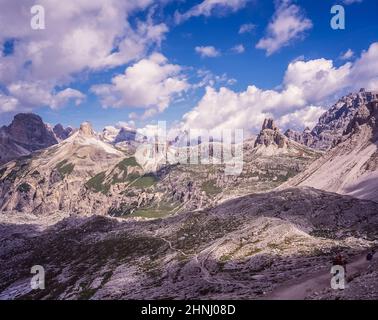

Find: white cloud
<box><xmin>231</xmin><ymin>44</ymin><xmax>245</xmax><ymax>54</ymax></box>
<box><xmin>283</xmin><ymin>58</ymin><xmax>351</xmax><ymax>103</ymax></box>
<box><xmin>239</xmin><ymin>23</ymin><xmax>256</xmax><ymax>34</ymax></box>
<box><xmin>193</xmin><ymin>69</ymin><xmax>237</xmax><ymax>89</ymax></box>
<box><xmin>343</xmin><ymin>0</ymin><xmax>363</xmax><ymax>4</ymax></box>
<box><xmin>116</xmin><ymin>120</ymin><xmax>136</xmax><ymax>130</ymax></box>
<box><xmin>0</xmin><ymin>0</ymin><xmax>168</xmax><ymax>113</ymax></box>
<box><xmin>4</xmin><ymin>81</ymin><xmax>85</xmax><ymax>110</ymax></box>
<box><xmin>350</xmin><ymin>42</ymin><xmax>378</xmax><ymax>89</ymax></box>
<box><xmin>91</xmin><ymin>53</ymin><xmax>189</xmax><ymax>118</ymax></box>
<box><xmin>195</xmin><ymin>46</ymin><xmax>221</xmax><ymax>58</ymax></box>
<box><xmin>182</xmin><ymin>43</ymin><xmax>378</xmax><ymax>133</ymax></box>
<box><xmin>340</xmin><ymin>49</ymin><xmax>355</xmax><ymax>60</ymax></box>
<box><xmin>175</xmin><ymin>0</ymin><xmax>250</xmax><ymax>24</ymax></box>
<box><xmin>50</xmin><ymin>88</ymin><xmax>86</xmax><ymax>109</ymax></box>
<box><xmin>0</xmin><ymin>94</ymin><xmax>19</xmax><ymax>113</ymax></box>
<box><xmin>256</xmin><ymin>0</ymin><xmax>312</xmax><ymax>56</ymax></box>
<box><xmin>277</xmin><ymin>105</ymin><xmax>327</xmax><ymax>130</ymax></box>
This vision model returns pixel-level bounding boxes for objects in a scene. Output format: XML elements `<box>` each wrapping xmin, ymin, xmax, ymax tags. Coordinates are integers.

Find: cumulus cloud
<box><xmin>91</xmin><ymin>53</ymin><xmax>189</xmax><ymax>119</ymax></box>
<box><xmin>0</xmin><ymin>94</ymin><xmax>19</xmax><ymax>113</ymax></box>
<box><xmin>349</xmin><ymin>42</ymin><xmax>378</xmax><ymax>89</ymax></box>
<box><xmin>343</xmin><ymin>0</ymin><xmax>363</xmax><ymax>4</ymax></box>
<box><xmin>195</xmin><ymin>46</ymin><xmax>221</xmax><ymax>58</ymax></box>
<box><xmin>231</xmin><ymin>44</ymin><xmax>245</xmax><ymax>54</ymax></box>
<box><xmin>193</xmin><ymin>69</ymin><xmax>237</xmax><ymax>89</ymax></box>
<box><xmin>0</xmin><ymin>0</ymin><xmax>168</xmax><ymax>113</ymax></box>
<box><xmin>283</xmin><ymin>58</ymin><xmax>351</xmax><ymax>103</ymax></box>
<box><xmin>277</xmin><ymin>105</ymin><xmax>327</xmax><ymax>130</ymax></box>
<box><xmin>256</xmin><ymin>0</ymin><xmax>312</xmax><ymax>56</ymax></box>
<box><xmin>340</xmin><ymin>49</ymin><xmax>355</xmax><ymax>60</ymax></box>
<box><xmin>3</xmin><ymin>81</ymin><xmax>85</xmax><ymax>111</ymax></box>
<box><xmin>239</xmin><ymin>23</ymin><xmax>256</xmax><ymax>34</ymax></box>
<box><xmin>182</xmin><ymin>43</ymin><xmax>378</xmax><ymax>133</ymax></box>
<box><xmin>175</xmin><ymin>0</ymin><xmax>250</xmax><ymax>24</ymax></box>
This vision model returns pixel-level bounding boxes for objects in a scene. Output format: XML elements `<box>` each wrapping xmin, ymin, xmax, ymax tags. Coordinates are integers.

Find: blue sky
<box><xmin>0</xmin><ymin>0</ymin><xmax>378</xmax><ymax>134</ymax></box>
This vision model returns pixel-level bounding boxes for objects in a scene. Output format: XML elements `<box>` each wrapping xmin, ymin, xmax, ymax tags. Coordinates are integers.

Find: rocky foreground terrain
<box><xmin>0</xmin><ymin>90</ymin><xmax>377</xmax><ymax>300</ymax></box>
<box><xmin>0</xmin><ymin>187</ymin><xmax>377</xmax><ymax>300</ymax></box>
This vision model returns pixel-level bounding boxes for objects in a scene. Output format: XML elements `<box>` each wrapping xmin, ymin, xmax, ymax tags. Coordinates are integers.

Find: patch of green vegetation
<box><xmin>130</xmin><ymin>173</ymin><xmax>158</xmax><ymax>188</ymax></box>
<box><xmin>119</xmin><ymin>200</ymin><xmax>178</xmax><ymax>219</ymax></box>
<box><xmin>123</xmin><ymin>190</ymin><xmax>138</xmax><ymax>197</ymax></box>
<box><xmin>126</xmin><ymin>173</ymin><xmax>141</xmax><ymax>181</ymax></box>
<box><xmin>112</xmin><ymin>170</ymin><xmax>141</xmax><ymax>184</ymax></box>
<box><xmin>78</xmin><ymin>285</ymin><xmax>97</xmax><ymax>300</ymax></box>
<box><xmin>201</xmin><ymin>180</ymin><xmax>222</xmax><ymax>196</ymax></box>
<box><xmin>247</xmin><ymin>248</ymin><xmax>263</xmax><ymax>256</ymax></box>
<box><xmin>85</xmin><ymin>172</ymin><xmax>110</xmax><ymax>194</ymax></box>
<box><xmin>310</xmin><ymin>229</ymin><xmax>338</xmax><ymax>240</ymax></box>
<box><xmin>4</xmin><ymin>169</ymin><xmax>18</xmax><ymax>183</ymax></box>
<box><xmin>56</xmin><ymin>160</ymin><xmax>75</xmax><ymax>177</ymax></box>
<box><xmin>101</xmin><ymin>271</ymin><xmax>113</xmax><ymax>287</ymax></box>
<box><xmin>17</xmin><ymin>183</ymin><xmax>31</xmax><ymax>193</ymax></box>
<box><xmin>111</xmin><ymin>157</ymin><xmax>142</xmax><ymax>184</ymax></box>
<box><xmin>158</xmin><ymin>201</ymin><xmax>178</xmax><ymax>211</ymax></box>
<box><xmin>46</xmin><ymin>146</ymin><xmax>59</xmax><ymax>156</ymax></box>
<box><xmin>267</xmin><ymin>243</ymin><xmax>282</xmax><ymax>250</ymax></box>
<box><xmin>116</xmin><ymin>157</ymin><xmax>140</xmax><ymax>170</ymax></box>
<box><xmin>219</xmin><ymin>254</ymin><xmax>232</xmax><ymax>262</ymax></box>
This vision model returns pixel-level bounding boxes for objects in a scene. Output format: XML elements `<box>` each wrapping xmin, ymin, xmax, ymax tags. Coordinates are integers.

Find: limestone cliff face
<box><xmin>53</xmin><ymin>124</ymin><xmax>73</xmax><ymax>141</ymax></box>
<box><xmin>284</xmin><ymin>100</ymin><xmax>378</xmax><ymax>202</ymax></box>
<box><xmin>285</xmin><ymin>89</ymin><xmax>378</xmax><ymax>151</ymax></box>
<box><xmin>0</xmin><ymin>113</ymin><xmax>58</xmax><ymax>165</ymax></box>
<box><xmin>0</xmin><ymin>121</ymin><xmax>124</xmax><ymax>215</ymax></box>
<box><xmin>284</xmin><ymin>127</ymin><xmax>314</xmax><ymax>147</ymax></box>
<box><xmin>254</xmin><ymin>118</ymin><xmax>288</xmax><ymax>149</ymax></box>
<box><xmin>0</xmin><ymin>116</ymin><xmax>320</xmax><ymax>216</ymax></box>
<box><xmin>79</xmin><ymin>122</ymin><xmax>94</xmax><ymax>137</ymax></box>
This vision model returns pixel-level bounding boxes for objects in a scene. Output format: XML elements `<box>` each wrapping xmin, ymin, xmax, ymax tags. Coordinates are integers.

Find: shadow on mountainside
<box><xmin>0</xmin><ymin>187</ymin><xmax>377</xmax><ymax>300</ymax></box>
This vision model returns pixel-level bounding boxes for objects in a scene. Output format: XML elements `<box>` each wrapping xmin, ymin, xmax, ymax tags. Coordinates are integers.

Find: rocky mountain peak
<box><xmin>0</xmin><ymin>113</ymin><xmax>58</xmax><ymax>165</ymax></box>
<box><xmin>53</xmin><ymin>124</ymin><xmax>73</xmax><ymax>141</ymax></box>
<box><xmin>285</xmin><ymin>90</ymin><xmax>378</xmax><ymax>150</ymax></box>
<box><xmin>261</xmin><ymin>118</ymin><xmax>278</xmax><ymax>131</ymax></box>
<box><xmin>114</xmin><ymin>127</ymin><xmax>137</xmax><ymax>144</ymax></box>
<box><xmin>254</xmin><ymin>118</ymin><xmax>287</xmax><ymax>149</ymax></box>
<box><xmin>79</xmin><ymin>122</ymin><xmax>94</xmax><ymax>137</ymax></box>
<box><xmin>345</xmin><ymin>100</ymin><xmax>378</xmax><ymax>137</ymax></box>
<box><xmin>99</xmin><ymin>126</ymin><xmax>137</xmax><ymax>144</ymax></box>
<box><xmin>5</xmin><ymin>113</ymin><xmax>57</xmax><ymax>150</ymax></box>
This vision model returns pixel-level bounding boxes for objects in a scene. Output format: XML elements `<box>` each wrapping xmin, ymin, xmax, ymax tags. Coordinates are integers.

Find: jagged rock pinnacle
<box><xmin>79</xmin><ymin>122</ymin><xmax>94</xmax><ymax>137</ymax></box>
<box><xmin>261</xmin><ymin>118</ymin><xmax>278</xmax><ymax>131</ymax></box>
<box><xmin>254</xmin><ymin>118</ymin><xmax>287</xmax><ymax>149</ymax></box>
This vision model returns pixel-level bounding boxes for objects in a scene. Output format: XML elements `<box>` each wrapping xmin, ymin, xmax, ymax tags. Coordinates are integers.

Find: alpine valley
<box><xmin>0</xmin><ymin>90</ymin><xmax>378</xmax><ymax>300</ymax></box>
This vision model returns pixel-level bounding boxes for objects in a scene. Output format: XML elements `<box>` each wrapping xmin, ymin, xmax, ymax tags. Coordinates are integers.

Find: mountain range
<box><xmin>283</xmin><ymin>99</ymin><xmax>378</xmax><ymax>201</ymax></box>
<box><xmin>0</xmin><ymin>89</ymin><xmax>377</xmax><ymax>300</ymax></box>
<box><xmin>284</xmin><ymin>89</ymin><xmax>378</xmax><ymax>150</ymax></box>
